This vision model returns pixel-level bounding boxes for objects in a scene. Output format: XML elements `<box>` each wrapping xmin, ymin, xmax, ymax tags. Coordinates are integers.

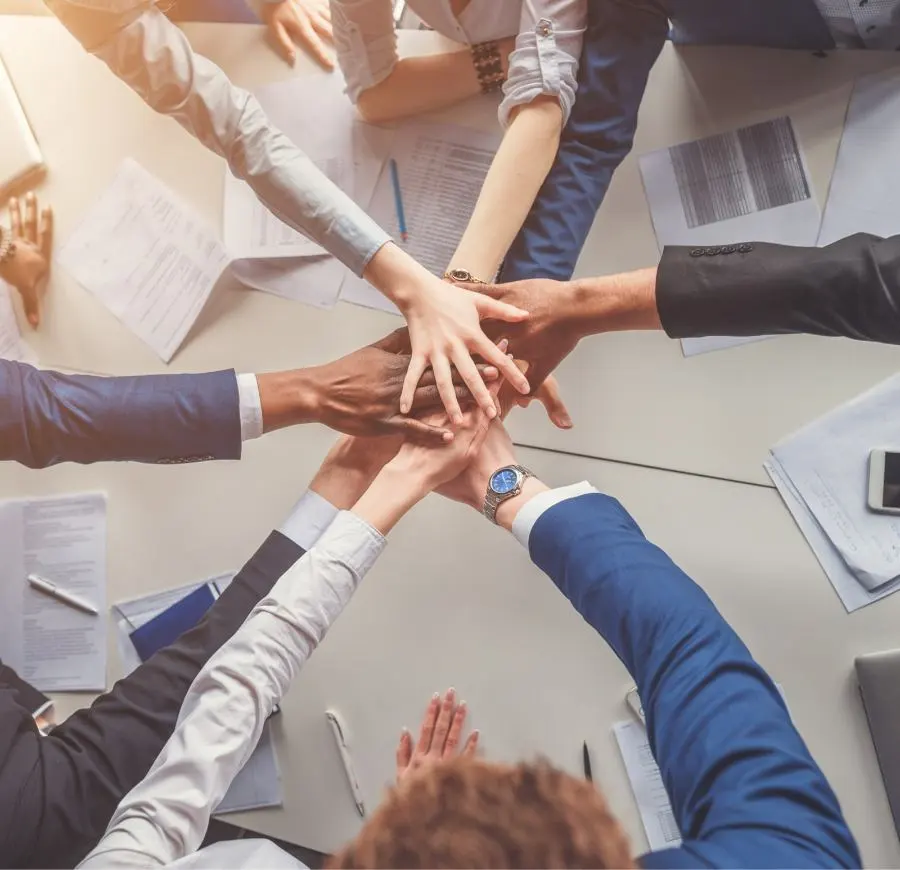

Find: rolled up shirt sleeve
<box><xmin>47</xmin><ymin>0</ymin><xmax>391</xmax><ymax>276</ymax></box>
<box><xmin>499</xmin><ymin>0</ymin><xmax>585</xmax><ymax>128</ymax></box>
<box><xmin>331</xmin><ymin>0</ymin><xmax>399</xmax><ymax>104</ymax></box>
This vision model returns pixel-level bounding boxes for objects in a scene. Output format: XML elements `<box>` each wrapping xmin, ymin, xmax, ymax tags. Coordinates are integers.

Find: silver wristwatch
<box><xmin>482</xmin><ymin>464</ymin><xmax>533</xmax><ymax>524</ymax></box>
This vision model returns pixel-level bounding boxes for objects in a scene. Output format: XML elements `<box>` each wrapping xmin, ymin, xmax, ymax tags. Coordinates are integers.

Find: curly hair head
<box><xmin>330</xmin><ymin>757</ymin><xmax>634</xmax><ymax>869</ymax></box>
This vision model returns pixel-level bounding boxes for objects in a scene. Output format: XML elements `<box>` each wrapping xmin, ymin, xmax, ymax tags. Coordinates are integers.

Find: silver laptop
<box><xmin>856</xmin><ymin>649</ymin><xmax>900</xmax><ymax>839</ymax></box>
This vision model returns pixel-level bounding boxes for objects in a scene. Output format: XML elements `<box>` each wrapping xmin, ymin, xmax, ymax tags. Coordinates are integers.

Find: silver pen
<box><xmin>326</xmin><ymin>709</ymin><xmax>366</xmax><ymax>818</ymax></box>
<box><xmin>27</xmin><ymin>573</ymin><xmax>98</xmax><ymax>616</ymax></box>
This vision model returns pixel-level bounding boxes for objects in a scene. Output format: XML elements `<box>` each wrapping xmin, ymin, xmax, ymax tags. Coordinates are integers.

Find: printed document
<box><xmin>639</xmin><ymin>116</ymin><xmax>819</xmax><ymax>356</ymax></box>
<box><xmin>818</xmin><ymin>69</ymin><xmax>900</xmax><ymax>246</ymax></box>
<box><xmin>340</xmin><ymin>121</ymin><xmax>501</xmax><ymax>314</ymax></box>
<box><xmin>112</xmin><ymin>575</ymin><xmax>282</xmax><ymax>813</ymax></box>
<box><xmin>0</xmin><ymin>280</ymin><xmax>33</xmax><ymax>362</ymax></box>
<box><xmin>58</xmin><ymin>159</ymin><xmax>229</xmax><ymax>362</ymax></box>
<box><xmin>613</xmin><ymin>720</ymin><xmax>682</xmax><ymax>852</ymax></box>
<box><xmin>0</xmin><ymin>494</ymin><xmax>107</xmax><ymax>691</ymax></box>
<box><xmin>770</xmin><ymin>373</ymin><xmax>900</xmax><ymax>593</ymax></box>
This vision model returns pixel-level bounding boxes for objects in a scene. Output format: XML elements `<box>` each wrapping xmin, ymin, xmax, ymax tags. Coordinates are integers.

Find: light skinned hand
<box><xmin>1</xmin><ymin>193</ymin><xmax>53</xmax><ymax>328</ymax></box>
<box><xmin>396</xmin><ymin>688</ymin><xmax>479</xmax><ymax>783</ymax></box>
<box><xmin>400</xmin><ymin>274</ymin><xmax>531</xmax><ymax>426</ymax></box>
<box><xmin>261</xmin><ymin>0</ymin><xmax>334</xmax><ymax>69</ymax></box>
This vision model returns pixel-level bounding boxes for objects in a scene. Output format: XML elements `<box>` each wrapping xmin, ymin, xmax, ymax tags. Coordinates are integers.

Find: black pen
<box><xmin>582</xmin><ymin>740</ymin><xmax>593</xmax><ymax>782</ymax></box>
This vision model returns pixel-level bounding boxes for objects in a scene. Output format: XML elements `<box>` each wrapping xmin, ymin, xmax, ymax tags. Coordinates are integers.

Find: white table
<box><xmin>2</xmin><ymin>13</ymin><xmax>900</xmax><ymax>866</ymax></box>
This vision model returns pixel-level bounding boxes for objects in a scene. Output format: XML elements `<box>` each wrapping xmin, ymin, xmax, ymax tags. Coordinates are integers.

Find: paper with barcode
<box><xmin>340</xmin><ymin>121</ymin><xmax>501</xmax><ymax>314</ymax></box>
<box><xmin>613</xmin><ymin>720</ymin><xmax>682</xmax><ymax>852</ymax></box>
<box><xmin>639</xmin><ymin>116</ymin><xmax>820</xmax><ymax>356</ymax></box>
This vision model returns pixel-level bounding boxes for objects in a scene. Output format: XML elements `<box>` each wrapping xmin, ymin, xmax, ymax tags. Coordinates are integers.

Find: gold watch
<box><xmin>443</xmin><ymin>268</ymin><xmax>486</xmax><ymax>285</ymax></box>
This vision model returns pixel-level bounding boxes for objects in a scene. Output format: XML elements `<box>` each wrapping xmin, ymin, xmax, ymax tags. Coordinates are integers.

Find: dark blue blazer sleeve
<box><xmin>0</xmin><ymin>361</ymin><xmax>242</xmax><ymax>468</ymax></box>
<box><xmin>500</xmin><ymin>2</ymin><xmax>668</xmax><ymax>282</ymax></box>
<box><xmin>528</xmin><ymin>493</ymin><xmax>860</xmax><ymax>869</ymax></box>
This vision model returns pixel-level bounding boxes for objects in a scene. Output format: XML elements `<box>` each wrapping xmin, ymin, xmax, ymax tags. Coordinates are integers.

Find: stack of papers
<box><xmin>113</xmin><ymin>575</ymin><xmax>283</xmax><ymax>814</ymax></box>
<box><xmin>639</xmin><ymin>116</ymin><xmax>820</xmax><ymax>356</ymax></box>
<box><xmin>58</xmin><ymin>159</ymin><xmax>229</xmax><ymax>363</ymax></box>
<box><xmin>0</xmin><ymin>493</ymin><xmax>107</xmax><ymax>691</ymax></box>
<box><xmin>767</xmin><ymin>374</ymin><xmax>900</xmax><ymax>612</ymax></box>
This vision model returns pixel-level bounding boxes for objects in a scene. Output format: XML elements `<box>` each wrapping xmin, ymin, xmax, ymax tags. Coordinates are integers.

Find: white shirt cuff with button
<box><xmin>78</xmin><ymin>511</ymin><xmax>385</xmax><ymax>870</ymax></box>
<box><xmin>278</xmin><ymin>489</ymin><xmax>340</xmax><ymax>551</ymax></box>
<box><xmin>511</xmin><ymin>481</ymin><xmax>597</xmax><ymax>549</ymax></box>
<box><xmin>236</xmin><ymin>373</ymin><xmax>264</xmax><ymax>442</ymax></box>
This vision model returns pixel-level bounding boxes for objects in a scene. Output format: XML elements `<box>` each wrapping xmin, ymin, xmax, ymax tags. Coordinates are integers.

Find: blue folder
<box><xmin>129</xmin><ymin>584</ymin><xmax>216</xmax><ymax>662</ymax></box>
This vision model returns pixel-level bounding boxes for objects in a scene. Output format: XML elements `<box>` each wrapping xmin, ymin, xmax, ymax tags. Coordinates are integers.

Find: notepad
<box><xmin>0</xmin><ymin>55</ymin><xmax>45</xmax><ymax>200</ymax></box>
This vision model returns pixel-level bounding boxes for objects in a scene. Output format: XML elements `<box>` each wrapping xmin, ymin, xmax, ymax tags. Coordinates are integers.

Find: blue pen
<box><xmin>388</xmin><ymin>158</ymin><xmax>409</xmax><ymax>243</ymax></box>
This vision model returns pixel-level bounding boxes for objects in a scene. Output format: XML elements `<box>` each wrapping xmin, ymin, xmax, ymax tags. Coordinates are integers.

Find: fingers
<box><xmin>473</xmin><ymin>294</ymin><xmax>530</xmax><ymax>324</ymax></box>
<box><xmin>416</xmin><ymin>363</ymin><xmax>499</xmax><ymax>389</ymax></box>
<box><xmin>443</xmin><ymin>700</ymin><xmax>468</xmax><ymax>757</ymax></box>
<box><xmin>372</xmin><ymin>327</ymin><xmax>411</xmax><ymax>355</ymax></box>
<box><xmin>476</xmin><ymin>336</ymin><xmax>530</xmax><ymax>395</ymax></box>
<box><xmin>415</xmin><ymin>693</ymin><xmax>441</xmax><ymax>755</ymax></box>
<box><xmin>393</xmin><ymin>415</ymin><xmax>454</xmax><ymax>444</ymax></box>
<box><xmin>309</xmin><ymin>5</ymin><xmax>334</xmax><ymax>42</ymax></box>
<box><xmin>535</xmin><ymin>376</ymin><xmax>573</xmax><ymax>430</ymax></box>
<box><xmin>19</xmin><ymin>284</ymin><xmax>40</xmax><ymax>328</ymax></box>
<box><xmin>429</xmin><ymin>688</ymin><xmax>456</xmax><ymax>757</ymax></box>
<box><xmin>432</xmin><ymin>352</ymin><xmax>463</xmax><ymax>426</ymax></box>
<box><xmin>400</xmin><ymin>354</ymin><xmax>427</xmax><ymax>414</ymax></box>
<box><xmin>23</xmin><ymin>192</ymin><xmax>37</xmax><ymax>244</ymax></box>
<box><xmin>269</xmin><ymin>20</ymin><xmax>296</xmax><ymax>63</ymax></box>
<box><xmin>285</xmin><ymin>12</ymin><xmax>334</xmax><ymax>69</ymax></box>
<box><xmin>462</xmin><ymin>730</ymin><xmax>480</xmax><ymax>756</ymax></box>
<box><xmin>395</xmin><ymin>727</ymin><xmax>412</xmax><ymax>777</ymax></box>
<box><xmin>38</xmin><ymin>206</ymin><xmax>53</xmax><ymax>262</ymax></box>
<box><xmin>451</xmin><ymin>347</ymin><xmax>497</xmax><ymax>421</ymax></box>
<box><xmin>8</xmin><ymin>197</ymin><xmax>22</xmax><ymax>238</ymax></box>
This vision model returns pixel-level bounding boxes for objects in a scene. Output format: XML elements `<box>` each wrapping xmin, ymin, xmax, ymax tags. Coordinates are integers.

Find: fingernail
<box><xmin>432</xmin><ymin>693</ymin><xmax>440</xmax><ymax>701</ymax></box>
<box><xmin>498</xmin><ymin>338</ymin><xmax>509</xmax><ymax>351</ymax></box>
<box><xmin>27</xmin><ymin>315</ymin><xmax>38</xmax><ymax>327</ymax></box>
<box><xmin>520</xmin><ymin>381</ymin><xmax>531</xmax><ymax>394</ymax></box>
<box><xmin>400</xmin><ymin>403</ymin><xmax>409</xmax><ymax>414</ymax></box>
<box><xmin>459</xmin><ymin>700</ymin><xmax>467</xmax><ymax>710</ymax></box>
<box><xmin>453</xmin><ymin>414</ymin><xmax>464</xmax><ymax>426</ymax></box>
<box><xmin>447</xmin><ymin>687</ymin><xmax>456</xmax><ymax>699</ymax></box>
<box><xmin>442</xmin><ymin>431</ymin><xmax>454</xmax><ymax>442</ymax></box>
<box><xmin>486</xmin><ymin>405</ymin><xmax>496</xmax><ymax>420</ymax></box>
<box><xmin>561</xmin><ymin>417</ymin><xmax>573</xmax><ymax>429</ymax></box>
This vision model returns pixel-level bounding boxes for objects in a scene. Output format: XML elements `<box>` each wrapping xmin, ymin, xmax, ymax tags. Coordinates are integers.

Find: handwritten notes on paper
<box><xmin>58</xmin><ymin>159</ymin><xmax>229</xmax><ymax>362</ymax></box>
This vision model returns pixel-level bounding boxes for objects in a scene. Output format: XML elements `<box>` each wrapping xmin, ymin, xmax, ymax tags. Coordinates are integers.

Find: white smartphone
<box><xmin>867</xmin><ymin>450</ymin><xmax>900</xmax><ymax>515</ymax></box>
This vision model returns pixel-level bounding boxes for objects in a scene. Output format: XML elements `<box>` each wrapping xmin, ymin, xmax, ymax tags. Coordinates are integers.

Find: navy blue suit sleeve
<box><xmin>0</xmin><ymin>362</ymin><xmax>242</xmax><ymax>468</ymax></box>
<box><xmin>528</xmin><ymin>493</ymin><xmax>859</xmax><ymax>868</ymax></box>
<box><xmin>500</xmin><ymin>2</ymin><xmax>668</xmax><ymax>282</ymax></box>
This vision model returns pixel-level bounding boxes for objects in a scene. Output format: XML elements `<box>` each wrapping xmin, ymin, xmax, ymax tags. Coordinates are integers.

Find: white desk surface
<box><xmin>2</xmin><ymin>13</ymin><xmax>900</xmax><ymax>866</ymax></box>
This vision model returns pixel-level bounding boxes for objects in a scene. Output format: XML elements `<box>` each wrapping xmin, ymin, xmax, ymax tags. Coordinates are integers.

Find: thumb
<box><xmin>473</xmin><ymin>294</ymin><xmax>529</xmax><ymax>323</ymax></box>
<box><xmin>19</xmin><ymin>283</ymin><xmax>40</xmax><ymax>328</ymax></box>
<box><xmin>372</xmin><ymin>327</ymin><xmax>412</xmax><ymax>355</ymax></box>
<box><xmin>534</xmin><ymin>377</ymin><xmax>572</xmax><ymax>430</ymax></box>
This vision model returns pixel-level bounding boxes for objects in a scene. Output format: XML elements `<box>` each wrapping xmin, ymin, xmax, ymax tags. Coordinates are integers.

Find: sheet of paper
<box><xmin>818</xmin><ymin>69</ymin><xmax>900</xmax><ymax>246</ymax></box>
<box><xmin>340</xmin><ymin>120</ymin><xmax>501</xmax><ymax>314</ymax></box>
<box><xmin>639</xmin><ymin>116</ymin><xmax>820</xmax><ymax>356</ymax></box>
<box><xmin>223</xmin><ymin>72</ymin><xmax>393</xmax><ymax>262</ymax></box>
<box><xmin>230</xmin><ymin>255</ymin><xmax>346</xmax><ymax>309</ymax></box>
<box><xmin>770</xmin><ymin>373</ymin><xmax>900</xmax><ymax>590</ymax></box>
<box><xmin>765</xmin><ymin>459</ymin><xmax>900</xmax><ymax>612</ymax></box>
<box><xmin>0</xmin><ymin>494</ymin><xmax>107</xmax><ymax>692</ymax></box>
<box><xmin>112</xmin><ymin>575</ymin><xmax>282</xmax><ymax>813</ymax></box>
<box><xmin>613</xmin><ymin>720</ymin><xmax>682</xmax><ymax>852</ymax></box>
<box><xmin>58</xmin><ymin>159</ymin><xmax>229</xmax><ymax>362</ymax></box>
<box><xmin>0</xmin><ymin>281</ymin><xmax>34</xmax><ymax>362</ymax></box>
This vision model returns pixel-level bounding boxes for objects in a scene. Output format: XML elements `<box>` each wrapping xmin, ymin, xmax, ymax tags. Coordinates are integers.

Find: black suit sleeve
<box><xmin>657</xmin><ymin>233</ymin><xmax>900</xmax><ymax>344</ymax></box>
<box><xmin>0</xmin><ymin>530</ymin><xmax>304</xmax><ymax>870</ymax></box>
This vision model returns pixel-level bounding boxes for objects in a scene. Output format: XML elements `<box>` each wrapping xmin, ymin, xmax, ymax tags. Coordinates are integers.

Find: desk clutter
<box><xmin>6</xmin><ymin>7</ymin><xmax>900</xmax><ymax>865</ymax></box>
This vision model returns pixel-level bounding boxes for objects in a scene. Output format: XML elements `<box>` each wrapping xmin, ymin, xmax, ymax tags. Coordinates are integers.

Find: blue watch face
<box><xmin>490</xmin><ymin>468</ymin><xmax>519</xmax><ymax>495</ymax></box>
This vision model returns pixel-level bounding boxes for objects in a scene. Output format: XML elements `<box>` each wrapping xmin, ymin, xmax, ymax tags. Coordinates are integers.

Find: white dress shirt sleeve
<box><xmin>330</xmin><ymin>0</ymin><xmax>399</xmax><ymax>104</ymax></box>
<box><xmin>511</xmin><ymin>480</ymin><xmax>597</xmax><ymax>549</ymax></box>
<box><xmin>78</xmin><ymin>511</ymin><xmax>385</xmax><ymax>869</ymax></box>
<box><xmin>48</xmin><ymin>0</ymin><xmax>390</xmax><ymax>276</ymax></box>
<box><xmin>499</xmin><ymin>0</ymin><xmax>586</xmax><ymax>128</ymax></box>
<box><xmin>278</xmin><ymin>489</ymin><xmax>340</xmax><ymax>551</ymax></box>
<box><xmin>236</xmin><ymin>373</ymin><xmax>264</xmax><ymax>442</ymax></box>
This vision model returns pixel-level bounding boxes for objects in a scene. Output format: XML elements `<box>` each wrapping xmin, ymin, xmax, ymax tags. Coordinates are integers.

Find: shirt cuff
<box><xmin>236</xmin><ymin>373</ymin><xmax>264</xmax><ymax>442</ymax></box>
<box><xmin>511</xmin><ymin>481</ymin><xmax>598</xmax><ymax>549</ymax></box>
<box><xmin>278</xmin><ymin>489</ymin><xmax>340</xmax><ymax>551</ymax></box>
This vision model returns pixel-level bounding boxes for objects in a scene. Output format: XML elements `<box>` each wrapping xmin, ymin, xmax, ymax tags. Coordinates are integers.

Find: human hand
<box><xmin>396</xmin><ymin>688</ymin><xmax>478</xmax><ymax>784</ymax></box>
<box><xmin>0</xmin><ymin>193</ymin><xmax>53</xmax><ymax>328</ymax></box>
<box><xmin>261</xmin><ymin>0</ymin><xmax>333</xmax><ymax>68</ymax></box>
<box><xmin>362</xmin><ymin>244</ymin><xmax>531</xmax><ymax>425</ymax></box>
<box><xmin>309</xmin><ymin>433</ymin><xmax>402</xmax><ymax>510</ymax></box>
<box><xmin>256</xmin><ymin>334</ymin><xmax>499</xmax><ymax>442</ymax></box>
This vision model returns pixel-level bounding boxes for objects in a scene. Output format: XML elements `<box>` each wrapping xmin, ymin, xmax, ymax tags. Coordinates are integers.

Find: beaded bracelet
<box><xmin>0</xmin><ymin>227</ymin><xmax>16</xmax><ymax>267</ymax></box>
<box><xmin>470</xmin><ymin>40</ymin><xmax>504</xmax><ymax>95</ymax></box>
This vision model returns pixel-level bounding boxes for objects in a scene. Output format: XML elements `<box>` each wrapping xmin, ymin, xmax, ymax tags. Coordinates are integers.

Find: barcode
<box><xmin>669</xmin><ymin>117</ymin><xmax>810</xmax><ymax>229</ymax></box>
<box><xmin>659</xmin><ymin>808</ymin><xmax>681</xmax><ymax>843</ymax></box>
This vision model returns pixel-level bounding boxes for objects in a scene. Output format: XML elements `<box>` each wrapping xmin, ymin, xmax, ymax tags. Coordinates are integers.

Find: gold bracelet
<box><xmin>470</xmin><ymin>40</ymin><xmax>504</xmax><ymax>95</ymax></box>
<box><xmin>443</xmin><ymin>268</ymin><xmax>486</xmax><ymax>285</ymax></box>
<box><xmin>0</xmin><ymin>227</ymin><xmax>16</xmax><ymax>266</ymax></box>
